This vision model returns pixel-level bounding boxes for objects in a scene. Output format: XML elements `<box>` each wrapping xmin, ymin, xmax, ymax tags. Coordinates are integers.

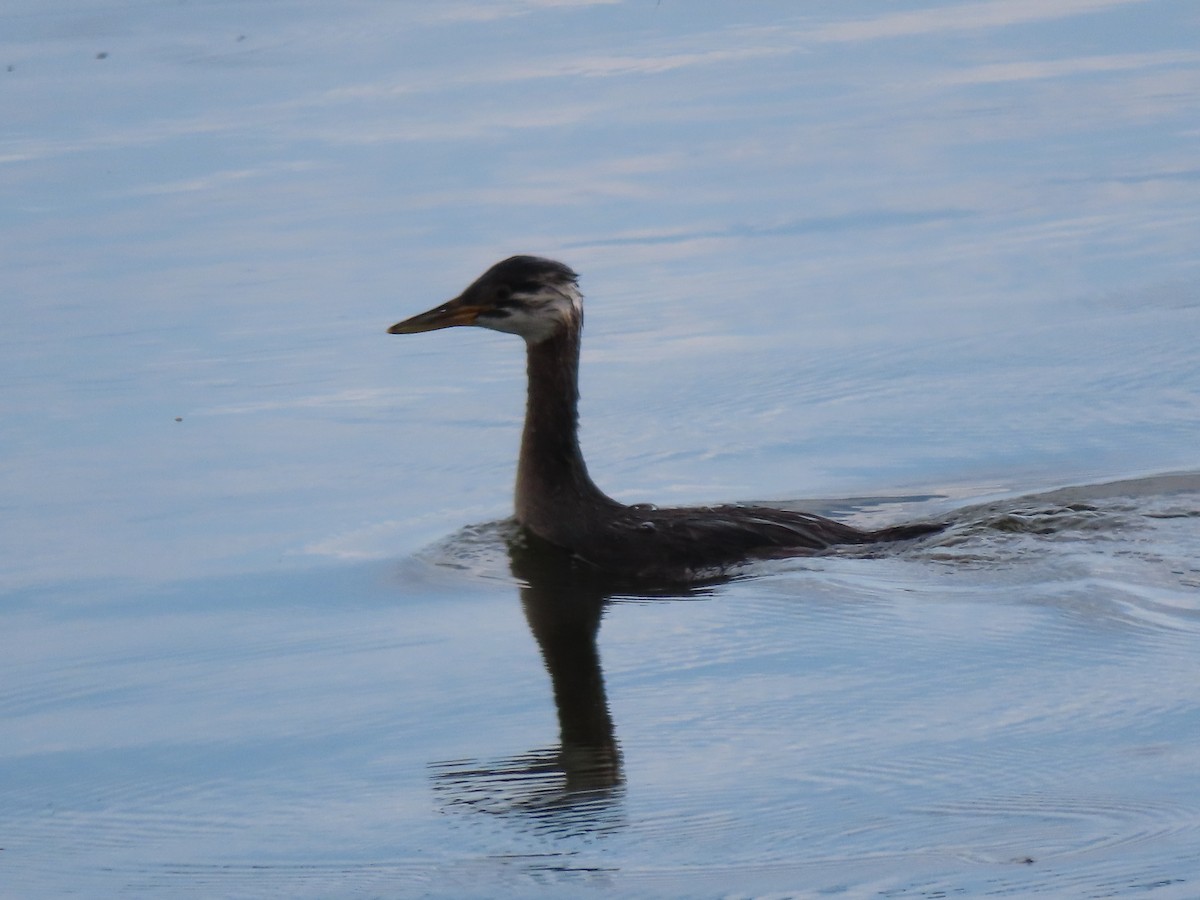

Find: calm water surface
<box><xmin>3</xmin><ymin>2</ymin><xmax>1199</xmax><ymax>897</ymax></box>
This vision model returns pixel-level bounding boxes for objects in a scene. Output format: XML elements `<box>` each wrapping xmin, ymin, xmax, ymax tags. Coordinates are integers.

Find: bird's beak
<box><xmin>388</xmin><ymin>296</ymin><xmax>485</xmax><ymax>334</ymax></box>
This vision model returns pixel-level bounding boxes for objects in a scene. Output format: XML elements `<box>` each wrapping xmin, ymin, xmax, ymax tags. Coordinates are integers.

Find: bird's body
<box><xmin>390</xmin><ymin>256</ymin><xmax>940</xmax><ymax>578</ymax></box>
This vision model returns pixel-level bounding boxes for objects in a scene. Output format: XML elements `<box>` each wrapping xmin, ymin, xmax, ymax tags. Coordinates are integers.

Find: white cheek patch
<box><xmin>558</xmin><ymin>283</ymin><xmax>584</xmax><ymax>318</ymax></box>
<box><xmin>479</xmin><ymin>284</ymin><xmax>583</xmax><ymax>343</ymax></box>
<box><xmin>485</xmin><ymin>307</ymin><xmax>559</xmax><ymax>343</ymax></box>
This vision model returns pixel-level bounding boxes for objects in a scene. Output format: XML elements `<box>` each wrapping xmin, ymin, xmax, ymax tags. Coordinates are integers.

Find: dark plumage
<box><xmin>389</xmin><ymin>256</ymin><xmax>942</xmax><ymax>578</ymax></box>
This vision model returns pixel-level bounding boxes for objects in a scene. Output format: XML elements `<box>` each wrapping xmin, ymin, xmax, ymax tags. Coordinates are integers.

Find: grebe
<box><xmin>389</xmin><ymin>256</ymin><xmax>941</xmax><ymax>578</ymax></box>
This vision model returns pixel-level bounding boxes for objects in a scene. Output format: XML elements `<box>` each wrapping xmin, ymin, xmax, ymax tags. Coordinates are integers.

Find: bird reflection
<box><xmin>427</xmin><ymin>525</ymin><xmax>716</xmax><ymax>836</ymax></box>
<box><xmin>427</xmin><ymin>528</ymin><xmax>622</xmax><ymax>835</ymax></box>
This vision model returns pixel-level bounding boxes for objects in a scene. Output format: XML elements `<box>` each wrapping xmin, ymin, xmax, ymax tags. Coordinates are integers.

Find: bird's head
<box><xmin>389</xmin><ymin>256</ymin><xmax>582</xmax><ymax>344</ymax></box>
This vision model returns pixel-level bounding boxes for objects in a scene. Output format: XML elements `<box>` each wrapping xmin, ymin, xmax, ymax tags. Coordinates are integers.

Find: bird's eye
<box><xmin>511</xmin><ymin>281</ymin><xmax>542</xmax><ymax>295</ymax></box>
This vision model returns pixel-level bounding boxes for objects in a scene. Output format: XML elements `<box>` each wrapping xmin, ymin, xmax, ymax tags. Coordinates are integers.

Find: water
<box><xmin>4</xmin><ymin>479</ymin><xmax>1199</xmax><ymax>897</ymax></box>
<box><xmin>3</xmin><ymin>3</ymin><xmax>1200</xmax><ymax>897</ymax></box>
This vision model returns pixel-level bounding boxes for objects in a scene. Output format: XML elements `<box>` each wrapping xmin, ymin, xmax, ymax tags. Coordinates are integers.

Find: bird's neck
<box><xmin>515</xmin><ymin>323</ymin><xmax>614</xmax><ymax>540</ymax></box>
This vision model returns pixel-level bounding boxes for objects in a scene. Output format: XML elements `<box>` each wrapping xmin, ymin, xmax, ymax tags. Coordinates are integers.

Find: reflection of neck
<box><xmin>515</xmin><ymin>324</ymin><xmax>615</xmax><ymax>543</ymax></box>
<box><xmin>519</xmin><ymin>581</ymin><xmax>618</xmax><ymax>766</ymax></box>
<box><xmin>536</xmin><ymin>602</ymin><xmax>614</xmax><ymax>750</ymax></box>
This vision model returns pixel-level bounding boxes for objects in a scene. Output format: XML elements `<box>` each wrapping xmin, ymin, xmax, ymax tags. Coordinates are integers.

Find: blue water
<box><xmin>3</xmin><ymin>3</ymin><xmax>1199</xmax><ymax>897</ymax></box>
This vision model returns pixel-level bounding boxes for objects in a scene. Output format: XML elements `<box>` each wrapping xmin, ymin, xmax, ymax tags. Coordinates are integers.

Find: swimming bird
<box><xmin>389</xmin><ymin>256</ymin><xmax>941</xmax><ymax>578</ymax></box>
